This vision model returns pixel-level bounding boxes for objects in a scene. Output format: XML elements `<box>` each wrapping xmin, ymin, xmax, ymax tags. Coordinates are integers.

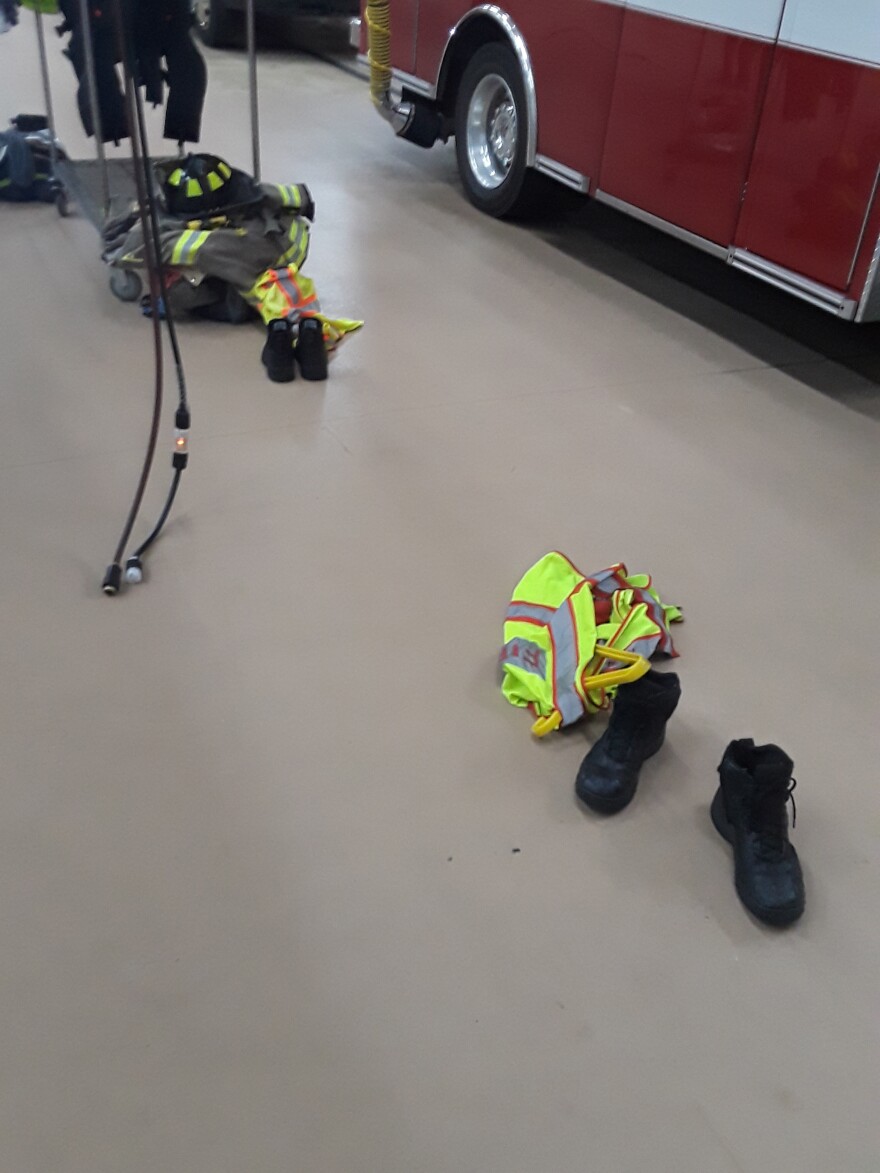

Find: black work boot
<box><xmin>711</xmin><ymin>740</ymin><xmax>804</xmax><ymax>927</ymax></box>
<box><xmin>575</xmin><ymin>670</ymin><xmax>681</xmax><ymax>814</ymax></box>
<box><xmin>295</xmin><ymin>316</ymin><xmax>328</xmax><ymax>381</ymax></box>
<box><xmin>261</xmin><ymin>319</ymin><xmax>295</xmax><ymax>383</ymax></box>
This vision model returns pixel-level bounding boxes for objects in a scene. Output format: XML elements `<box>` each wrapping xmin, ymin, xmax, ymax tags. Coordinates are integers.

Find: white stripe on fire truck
<box><xmin>592</xmin><ymin>0</ymin><xmax>880</xmax><ymax>67</ymax></box>
<box><xmin>779</xmin><ymin>0</ymin><xmax>880</xmax><ymax>70</ymax></box>
<box><xmin>623</xmin><ymin>0</ymin><xmax>783</xmax><ymax>42</ymax></box>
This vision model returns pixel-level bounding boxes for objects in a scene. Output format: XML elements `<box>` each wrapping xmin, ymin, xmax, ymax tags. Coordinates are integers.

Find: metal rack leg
<box><xmin>246</xmin><ymin>0</ymin><xmax>260</xmax><ymax>182</ymax></box>
<box><xmin>32</xmin><ymin>5</ymin><xmax>68</xmax><ymax>215</ymax></box>
<box><xmin>76</xmin><ymin>0</ymin><xmax>110</xmax><ymax>214</ymax></box>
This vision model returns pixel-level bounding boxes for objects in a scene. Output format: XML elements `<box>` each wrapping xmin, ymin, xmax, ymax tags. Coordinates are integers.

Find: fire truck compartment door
<box><xmin>598</xmin><ymin>0</ymin><xmax>785</xmax><ymax>246</ymax></box>
<box><xmin>733</xmin><ymin>0</ymin><xmax>880</xmax><ymax>292</ymax></box>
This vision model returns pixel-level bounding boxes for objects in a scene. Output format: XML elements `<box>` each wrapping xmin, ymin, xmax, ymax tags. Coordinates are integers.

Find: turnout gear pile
<box><xmin>103</xmin><ymin>157</ymin><xmax>362</xmax><ymax>375</ymax></box>
<box><xmin>104</xmin><ymin>174</ymin><xmax>314</xmax><ymax>292</ymax></box>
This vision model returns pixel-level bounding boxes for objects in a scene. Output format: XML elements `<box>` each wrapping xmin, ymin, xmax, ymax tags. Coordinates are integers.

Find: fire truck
<box><xmin>360</xmin><ymin>1</ymin><xmax>880</xmax><ymax>321</ymax></box>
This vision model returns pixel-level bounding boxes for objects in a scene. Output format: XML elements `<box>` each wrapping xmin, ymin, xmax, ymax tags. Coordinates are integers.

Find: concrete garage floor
<box><xmin>2</xmin><ymin>22</ymin><xmax>879</xmax><ymax>1173</ymax></box>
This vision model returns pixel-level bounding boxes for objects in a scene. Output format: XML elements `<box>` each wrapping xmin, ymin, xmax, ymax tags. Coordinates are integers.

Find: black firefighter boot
<box><xmin>261</xmin><ymin>319</ymin><xmax>295</xmax><ymax>383</ymax></box>
<box><xmin>575</xmin><ymin>669</ymin><xmax>681</xmax><ymax>814</ymax></box>
<box><xmin>711</xmin><ymin>740</ymin><xmax>805</xmax><ymax>927</ymax></box>
<box><xmin>296</xmin><ymin>316</ymin><xmax>328</xmax><ymax>381</ymax></box>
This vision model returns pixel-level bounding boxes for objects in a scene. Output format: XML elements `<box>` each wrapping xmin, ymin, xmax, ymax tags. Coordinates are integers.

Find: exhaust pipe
<box><xmin>365</xmin><ymin>0</ymin><xmax>442</xmax><ymax>149</ymax></box>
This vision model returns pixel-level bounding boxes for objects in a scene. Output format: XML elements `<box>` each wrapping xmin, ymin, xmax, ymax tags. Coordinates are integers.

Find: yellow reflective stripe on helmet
<box><xmin>186</xmin><ymin>177</ymin><xmax>202</xmax><ymax>198</ymax></box>
<box><xmin>167</xmin><ymin>167</ymin><xmax>184</xmax><ymax>187</ymax></box>
<box><xmin>218</xmin><ymin>161</ymin><xmax>232</xmax><ymax>179</ymax></box>
<box><xmin>207</xmin><ymin>171</ymin><xmax>223</xmax><ymax>191</ymax></box>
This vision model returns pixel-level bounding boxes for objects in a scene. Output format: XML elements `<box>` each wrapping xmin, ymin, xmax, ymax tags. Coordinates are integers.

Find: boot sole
<box><xmin>575</xmin><ymin>732</ymin><xmax>665</xmax><ymax>815</ymax></box>
<box><xmin>262</xmin><ymin>358</ymin><xmax>296</xmax><ymax>384</ymax></box>
<box><xmin>710</xmin><ymin>790</ymin><xmax>804</xmax><ymax>927</ymax></box>
<box><xmin>575</xmin><ymin>785</ymin><xmax>636</xmax><ymax>815</ymax></box>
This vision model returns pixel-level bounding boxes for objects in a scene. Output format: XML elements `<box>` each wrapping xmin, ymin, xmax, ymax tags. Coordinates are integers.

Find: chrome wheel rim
<box><xmin>465</xmin><ymin>74</ymin><xmax>518</xmax><ymax>190</ymax></box>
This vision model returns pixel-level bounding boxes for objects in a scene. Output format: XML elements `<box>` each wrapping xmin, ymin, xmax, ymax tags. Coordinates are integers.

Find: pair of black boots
<box><xmin>261</xmin><ymin>317</ymin><xmax>327</xmax><ymax>384</ymax></box>
<box><xmin>575</xmin><ymin>671</ymin><xmax>805</xmax><ymax>927</ymax></box>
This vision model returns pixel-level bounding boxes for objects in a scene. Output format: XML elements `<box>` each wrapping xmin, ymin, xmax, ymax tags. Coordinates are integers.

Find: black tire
<box><xmin>193</xmin><ymin>0</ymin><xmax>237</xmax><ymax>48</ymax></box>
<box><xmin>454</xmin><ymin>42</ymin><xmax>543</xmax><ymax>219</ymax></box>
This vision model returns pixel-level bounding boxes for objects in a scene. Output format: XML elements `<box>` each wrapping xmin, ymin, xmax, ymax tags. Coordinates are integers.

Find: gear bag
<box><xmin>0</xmin><ymin>128</ymin><xmax>54</xmax><ymax>202</ymax></box>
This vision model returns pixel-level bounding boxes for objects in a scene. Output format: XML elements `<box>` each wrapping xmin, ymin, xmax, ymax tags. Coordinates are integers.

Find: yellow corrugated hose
<box><xmin>365</xmin><ymin>0</ymin><xmax>392</xmax><ymax>108</ymax></box>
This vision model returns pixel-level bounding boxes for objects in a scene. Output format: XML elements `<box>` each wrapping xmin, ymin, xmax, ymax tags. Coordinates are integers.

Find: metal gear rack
<box><xmin>29</xmin><ymin>0</ymin><xmax>262</xmax><ymax>298</ymax></box>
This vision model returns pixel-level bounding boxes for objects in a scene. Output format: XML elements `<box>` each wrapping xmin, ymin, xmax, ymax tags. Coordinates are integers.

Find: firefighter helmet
<box><xmin>164</xmin><ymin>154</ymin><xmax>234</xmax><ymax>216</ymax></box>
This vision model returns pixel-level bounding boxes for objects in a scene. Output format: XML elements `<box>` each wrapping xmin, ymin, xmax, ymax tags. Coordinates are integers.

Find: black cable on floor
<box><xmin>102</xmin><ymin>0</ymin><xmax>190</xmax><ymax>594</ymax></box>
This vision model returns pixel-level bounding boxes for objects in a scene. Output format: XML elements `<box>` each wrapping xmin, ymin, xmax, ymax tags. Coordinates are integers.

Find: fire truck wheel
<box><xmin>455</xmin><ymin>42</ymin><xmax>542</xmax><ymax>219</ymax></box>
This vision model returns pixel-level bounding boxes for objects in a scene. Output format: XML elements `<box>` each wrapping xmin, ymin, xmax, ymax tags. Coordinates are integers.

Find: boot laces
<box><xmin>750</xmin><ymin>778</ymin><xmax>797</xmax><ymax>860</ymax></box>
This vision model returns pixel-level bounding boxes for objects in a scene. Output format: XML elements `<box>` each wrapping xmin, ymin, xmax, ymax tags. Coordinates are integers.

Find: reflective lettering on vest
<box><xmin>502</xmin><ymin>639</ymin><xmax>546</xmax><ymax>679</ymax></box>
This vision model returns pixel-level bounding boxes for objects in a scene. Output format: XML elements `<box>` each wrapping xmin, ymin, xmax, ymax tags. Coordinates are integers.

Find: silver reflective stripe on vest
<box><xmin>275</xmin><ymin>272</ymin><xmax>300</xmax><ymax>308</ymax></box>
<box><xmin>549</xmin><ymin>603</ymin><xmax>584</xmax><ymax>726</ymax></box>
<box><xmin>588</xmin><ymin>567</ymin><xmax>621</xmax><ymax>593</ymax></box>
<box><xmin>506</xmin><ymin>602</ymin><xmax>555</xmax><ymax>623</ymax></box>
<box><xmin>507</xmin><ymin>600</ymin><xmax>583</xmax><ymax>724</ymax></box>
<box><xmin>637</xmin><ymin>593</ymin><xmax>674</xmax><ymax>654</ymax></box>
<box><xmin>622</xmin><ymin>636</ymin><xmax>659</xmax><ymax>662</ymax></box>
<box><xmin>596</xmin><ymin>636</ymin><xmax>656</xmax><ymax>668</ymax></box>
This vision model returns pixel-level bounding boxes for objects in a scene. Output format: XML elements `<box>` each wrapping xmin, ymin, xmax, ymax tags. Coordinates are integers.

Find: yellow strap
<box><xmin>531</xmin><ymin>711</ymin><xmax>563</xmax><ymax>739</ymax></box>
<box><xmin>583</xmin><ymin>646</ymin><xmax>650</xmax><ymax>693</ymax></box>
<box><xmin>529</xmin><ymin>649</ymin><xmax>649</xmax><ymax>738</ymax></box>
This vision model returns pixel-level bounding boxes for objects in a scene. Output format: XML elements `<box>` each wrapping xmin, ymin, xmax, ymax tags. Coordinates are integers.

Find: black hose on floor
<box><xmin>101</xmin><ymin>0</ymin><xmax>190</xmax><ymax>595</ymax></box>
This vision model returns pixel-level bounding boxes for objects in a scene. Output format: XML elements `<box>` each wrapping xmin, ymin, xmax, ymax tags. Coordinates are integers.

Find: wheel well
<box><xmin>436</xmin><ymin>16</ymin><xmax>510</xmax><ymax>118</ymax></box>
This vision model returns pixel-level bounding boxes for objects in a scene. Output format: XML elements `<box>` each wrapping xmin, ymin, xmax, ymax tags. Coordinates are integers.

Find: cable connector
<box><xmin>173</xmin><ymin>405</ymin><xmax>190</xmax><ymax>470</ymax></box>
<box><xmin>102</xmin><ymin>563</ymin><xmax>122</xmax><ymax>595</ymax></box>
<box><xmin>124</xmin><ymin>556</ymin><xmax>144</xmax><ymax>584</ymax></box>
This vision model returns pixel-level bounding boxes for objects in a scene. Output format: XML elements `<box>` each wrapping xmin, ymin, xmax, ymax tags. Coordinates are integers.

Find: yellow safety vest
<box><xmin>502</xmin><ymin>553</ymin><xmax>681</xmax><ymax>737</ymax></box>
<box><xmin>243</xmin><ymin>266</ymin><xmax>364</xmax><ymax>350</ymax></box>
